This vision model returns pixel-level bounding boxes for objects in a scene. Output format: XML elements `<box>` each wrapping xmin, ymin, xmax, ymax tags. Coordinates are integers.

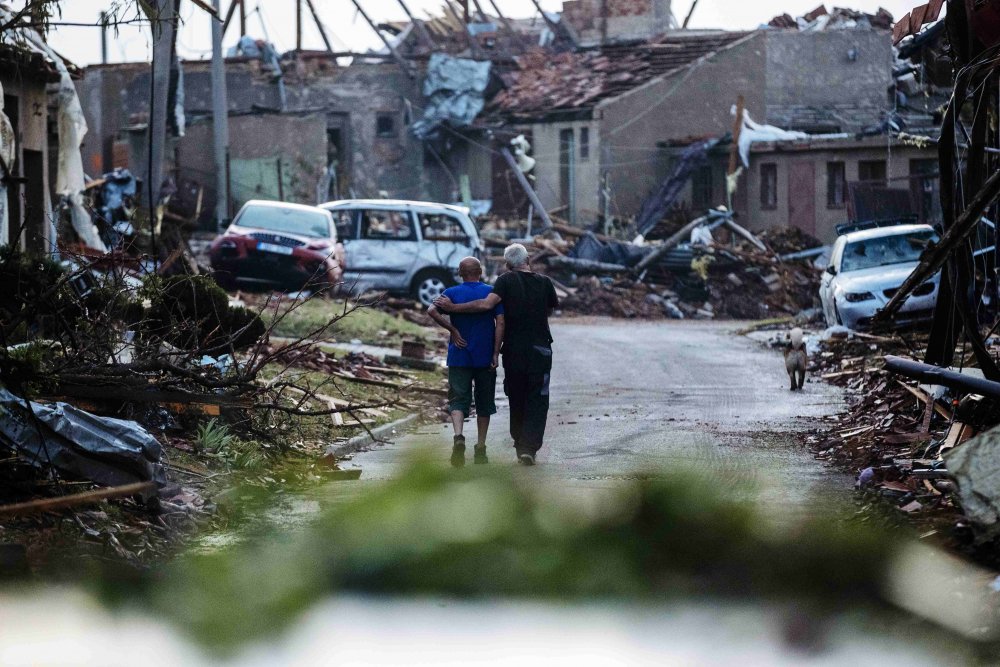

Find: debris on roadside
<box><xmin>792</xmin><ymin>324</ymin><xmax>1000</xmax><ymax>559</ymax></box>
<box><xmin>480</xmin><ymin>212</ymin><xmax>824</xmax><ymax>321</ymax></box>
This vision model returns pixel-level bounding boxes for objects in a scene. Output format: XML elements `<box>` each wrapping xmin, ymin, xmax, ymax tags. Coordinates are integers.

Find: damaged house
<box><xmin>78</xmin><ymin>50</ymin><xmax>432</xmax><ymax>226</ymax></box>
<box><xmin>488</xmin><ymin>4</ymin><xmax>941</xmax><ymax>242</ymax></box>
<box><xmin>0</xmin><ymin>40</ymin><xmax>70</xmax><ymax>253</ymax></box>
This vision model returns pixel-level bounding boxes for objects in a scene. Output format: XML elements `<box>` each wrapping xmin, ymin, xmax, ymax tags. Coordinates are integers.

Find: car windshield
<box><xmin>840</xmin><ymin>230</ymin><xmax>937</xmax><ymax>273</ymax></box>
<box><xmin>236</xmin><ymin>205</ymin><xmax>330</xmax><ymax>238</ymax></box>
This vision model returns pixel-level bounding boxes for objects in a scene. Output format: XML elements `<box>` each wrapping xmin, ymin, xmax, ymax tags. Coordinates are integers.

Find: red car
<box><xmin>210</xmin><ymin>200</ymin><xmax>346</xmax><ymax>292</ymax></box>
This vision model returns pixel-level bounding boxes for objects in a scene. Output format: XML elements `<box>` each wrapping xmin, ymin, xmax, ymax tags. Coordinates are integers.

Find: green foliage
<box><xmin>194</xmin><ymin>418</ymin><xmax>234</xmax><ymax>454</ymax></box>
<box><xmin>142</xmin><ymin>459</ymin><xmax>900</xmax><ymax>650</ymax></box>
<box><xmin>142</xmin><ymin>275</ymin><xmax>265</xmax><ymax>353</ymax></box>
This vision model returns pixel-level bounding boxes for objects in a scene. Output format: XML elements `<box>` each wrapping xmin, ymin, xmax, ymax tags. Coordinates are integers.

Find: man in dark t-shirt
<box><xmin>434</xmin><ymin>243</ymin><xmax>558</xmax><ymax>465</ymax></box>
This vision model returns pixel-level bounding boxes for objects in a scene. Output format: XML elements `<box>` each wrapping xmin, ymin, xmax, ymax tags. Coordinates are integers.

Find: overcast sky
<box><xmin>38</xmin><ymin>0</ymin><xmax>927</xmax><ymax>66</ymax></box>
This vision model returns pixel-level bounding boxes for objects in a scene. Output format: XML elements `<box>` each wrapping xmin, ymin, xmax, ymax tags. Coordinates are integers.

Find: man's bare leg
<box><xmin>451</xmin><ymin>411</ymin><xmax>465</xmax><ymax>437</ymax></box>
<box><xmin>450</xmin><ymin>411</ymin><xmax>466</xmax><ymax>467</ymax></box>
<box><xmin>474</xmin><ymin>416</ymin><xmax>490</xmax><ymax>464</ymax></box>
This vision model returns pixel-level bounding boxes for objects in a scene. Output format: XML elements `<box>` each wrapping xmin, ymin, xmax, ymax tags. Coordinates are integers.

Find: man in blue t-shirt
<box><xmin>428</xmin><ymin>257</ymin><xmax>505</xmax><ymax>466</ymax></box>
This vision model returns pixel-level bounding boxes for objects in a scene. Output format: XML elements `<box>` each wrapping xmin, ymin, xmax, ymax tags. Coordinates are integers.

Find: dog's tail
<box><xmin>790</xmin><ymin>327</ymin><xmax>804</xmax><ymax>349</ymax></box>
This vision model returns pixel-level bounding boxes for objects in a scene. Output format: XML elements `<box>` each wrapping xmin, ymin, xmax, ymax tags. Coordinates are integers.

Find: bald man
<box><xmin>428</xmin><ymin>257</ymin><xmax>505</xmax><ymax>467</ymax></box>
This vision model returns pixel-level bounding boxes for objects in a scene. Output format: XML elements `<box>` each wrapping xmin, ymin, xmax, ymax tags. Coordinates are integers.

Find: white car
<box><xmin>321</xmin><ymin>199</ymin><xmax>484</xmax><ymax>306</ymax></box>
<box><xmin>819</xmin><ymin>224</ymin><xmax>940</xmax><ymax>330</ymax></box>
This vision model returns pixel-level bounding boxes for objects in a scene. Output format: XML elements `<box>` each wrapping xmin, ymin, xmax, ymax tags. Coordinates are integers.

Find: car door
<box><xmin>348</xmin><ymin>207</ymin><xmax>421</xmax><ymax>292</ymax></box>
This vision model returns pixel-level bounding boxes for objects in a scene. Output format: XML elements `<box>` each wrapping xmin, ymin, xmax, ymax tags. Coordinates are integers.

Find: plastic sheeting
<box><xmin>736</xmin><ymin>110</ymin><xmax>809</xmax><ymax>168</ymax></box>
<box><xmin>0</xmin><ymin>388</ymin><xmax>165</xmax><ymax>495</ymax></box>
<box><xmin>410</xmin><ymin>54</ymin><xmax>492</xmax><ymax>140</ymax></box>
<box><xmin>96</xmin><ymin>168</ymin><xmax>138</xmax><ymax>247</ymax></box>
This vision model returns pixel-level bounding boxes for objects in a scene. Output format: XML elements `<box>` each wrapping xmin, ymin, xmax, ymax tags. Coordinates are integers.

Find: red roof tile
<box><xmin>488</xmin><ymin>31</ymin><xmax>751</xmax><ymax>121</ymax></box>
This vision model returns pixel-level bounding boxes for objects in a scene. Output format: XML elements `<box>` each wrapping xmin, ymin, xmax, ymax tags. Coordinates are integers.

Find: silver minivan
<box><xmin>320</xmin><ymin>199</ymin><xmax>484</xmax><ymax>306</ymax></box>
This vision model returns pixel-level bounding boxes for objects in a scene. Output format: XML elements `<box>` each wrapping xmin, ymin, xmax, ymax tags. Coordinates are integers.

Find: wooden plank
<box><xmin>0</xmin><ymin>482</ymin><xmax>156</xmax><ymax>518</ymax></box>
<box><xmin>896</xmin><ymin>381</ymin><xmax>952</xmax><ymax>420</ymax></box>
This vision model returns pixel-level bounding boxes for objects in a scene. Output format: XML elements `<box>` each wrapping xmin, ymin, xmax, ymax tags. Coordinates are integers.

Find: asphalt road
<box><xmin>344</xmin><ymin>319</ymin><xmax>853</xmax><ymax>513</ymax></box>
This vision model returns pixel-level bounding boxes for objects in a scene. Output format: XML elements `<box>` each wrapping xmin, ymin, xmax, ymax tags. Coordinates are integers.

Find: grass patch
<box><xmin>267</xmin><ymin>299</ymin><xmax>431</xmax><ymax>346</ymax></box>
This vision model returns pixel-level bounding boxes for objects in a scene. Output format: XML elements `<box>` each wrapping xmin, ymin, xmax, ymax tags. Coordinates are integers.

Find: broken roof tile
<box><xmin>490</xmin><ymin>31</ymin><xmax>753</xmax><ymax>121</ymax></box>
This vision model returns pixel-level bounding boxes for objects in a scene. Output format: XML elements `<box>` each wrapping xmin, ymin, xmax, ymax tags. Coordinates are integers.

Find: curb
<box><xmin>326</xmin><ymin>412</ymin><xmax>421</xmax><ymax>458</ymax></box>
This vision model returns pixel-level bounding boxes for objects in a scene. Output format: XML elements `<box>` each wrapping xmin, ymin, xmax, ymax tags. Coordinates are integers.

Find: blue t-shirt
<box><xmin>443</xmin><ymin>282</ymin><xmax>504</xmax><ymax>368</ymax></box>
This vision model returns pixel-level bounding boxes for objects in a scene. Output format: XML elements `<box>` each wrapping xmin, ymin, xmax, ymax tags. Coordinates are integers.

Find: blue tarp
<box><xmin>410</xmin><ymin>54</ymin><xmax>492</xmax><ymax>140</ymax></box>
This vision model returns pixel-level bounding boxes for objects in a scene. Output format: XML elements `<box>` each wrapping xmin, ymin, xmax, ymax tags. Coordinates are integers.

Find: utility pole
<box><xmin>100</xmin><ymin>11</ymin><xmax>108</xmax><ymax>63</ymax></box>
<box><xmin>148</xmin><ymin>0</ymin><xmax>178</xmax><ymax>259</ymax></box>
<box><xmin>296</xmin><ymin>0</ymin><xmax>302</xmax><ymax>51</ymax></box>
<box><xmin>211</xmin><ymin>0</ymin><xmax>230</xmax><ymax>230</ymax></box>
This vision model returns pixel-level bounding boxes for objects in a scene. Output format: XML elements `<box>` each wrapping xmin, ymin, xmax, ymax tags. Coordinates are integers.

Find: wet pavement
<box><xmin>341</xmin><ymin>319</ymin><xmax>853</xmax><ymax>514</ymax></box>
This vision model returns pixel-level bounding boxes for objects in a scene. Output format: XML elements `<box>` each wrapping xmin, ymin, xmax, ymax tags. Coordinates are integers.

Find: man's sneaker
<box><xmin>518</xmin><ymin>452</ymin><xmax>535</xmax><ymax>466</ymax></box>
<box><xmin>451</xmin><ymin>435</ymin><xmax>466</xmax><ymax>468</ymax></box>
<box><xmin>473</xmin><ymin>445</ymin><xmax>488</xmax><ymax>465</ymax></box>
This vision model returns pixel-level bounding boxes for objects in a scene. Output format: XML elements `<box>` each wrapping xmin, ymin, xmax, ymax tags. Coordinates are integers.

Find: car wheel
<box><xmin>413</xmin><ymin>271</ymin><xmax>452</xmax><ymax>306</ymax></box>
<box><xmin>833</xmin><ymin>302</ymin><xmax>843</xmax><ymax>326</ymax></box>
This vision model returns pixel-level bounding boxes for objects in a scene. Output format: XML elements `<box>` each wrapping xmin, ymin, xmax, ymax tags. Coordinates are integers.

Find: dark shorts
<box><xmin>448</xmin><ymin>366</ymin><xmax>498</xmax><ymax>418</ymax></box>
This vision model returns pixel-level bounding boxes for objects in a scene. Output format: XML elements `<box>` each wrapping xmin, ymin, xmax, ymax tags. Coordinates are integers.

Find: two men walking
<box><xmin>433</xmin><ymin>244</ymin><xmax>558</xmax><ymax>466</ymax></box>
<box><xmin>428</xmin><ymin>257</ymin><xmax>504</xmax><ymax>467</ymax></box>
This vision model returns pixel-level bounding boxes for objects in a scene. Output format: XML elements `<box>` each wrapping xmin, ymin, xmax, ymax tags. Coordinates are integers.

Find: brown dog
<box><xmin>784</xmin><ymin>327</ymin><xmax>807</xmax><ymax>391</ymax></box>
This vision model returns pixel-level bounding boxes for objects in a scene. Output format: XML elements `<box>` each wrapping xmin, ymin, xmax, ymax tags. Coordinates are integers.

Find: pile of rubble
<box><xmin>767</xmin><ymin>5</ymin><xmax>894</xmax><ymax>31</ymax></box>
<box><xmin>798</xmin><ymin>327</ymin><xmax>1000</xmax><ymax>555</ymax></box>
<box><xmin>484</xmin><ymin>216</ymin><xmax>824</xmax><ymax>322</ymax></box>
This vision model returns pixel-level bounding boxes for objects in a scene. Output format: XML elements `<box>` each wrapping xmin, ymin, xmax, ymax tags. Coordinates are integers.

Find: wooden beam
<box><xmin>394</xmin><ymin>0</ymin><xmax>436</xmax><ymax>49</ymax></box>
<box><xmin>0</xmin><ymin>482</ymin><xmax>157</xmax><ymax>518</ymax></box>
<box><xmin>222</xmin><ymin>0</ymin><xmax>239</xmax><ymax>38</ymax></box>
<box><xmin>348</xmin><ymin>0</ymin><xmax>416</xmax><ymax>77</ymax></box>
<box><xmin>486</xmin><ymin>0</ymin><xmax>529</xmax><ymax>49</ymax></box>
<box><xmin>500</xmin><ymin>147</ymin><xmax>554</xmax><ymax>231</ymax></box>
<box><xmin>634</xmin><ymin>214</ymin><xmax>709</xmax><ymax>273</ymax></box>
<box><xmin>682</xmin><ymin>0</ymin><xmax>700</xmax><ymax>28</ymax></box>
<box><xmin>303</xmin><ymin>0</ymin><xmax>335</xmax><ymax>52</ymax></box>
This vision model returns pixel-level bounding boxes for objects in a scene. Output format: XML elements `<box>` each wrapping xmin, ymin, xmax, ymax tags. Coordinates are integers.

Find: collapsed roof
<box><xmin>767</xmin><ymin>4</ymin><xmax>894</xmax><ymax>31</ymax></box>
<box><xmin>488</xmin><ymin>31</ymin><xmax>751</xmax><ymax>122</ymax></box>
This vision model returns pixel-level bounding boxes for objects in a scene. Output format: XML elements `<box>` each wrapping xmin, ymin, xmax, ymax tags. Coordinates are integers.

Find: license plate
<box><xmin>257</xmin><ymin>242</ymin><xmax>293</xmax><ymax>256</ymax></box>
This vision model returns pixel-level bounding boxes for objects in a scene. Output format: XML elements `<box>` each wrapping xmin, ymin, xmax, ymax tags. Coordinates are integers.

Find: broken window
<box><xmin>692</xmin><ymin>166</ymin><xmax>713</xmax><ymax>209</ymax></box>
<box><xmin>826</xmin><ymin>162</ymin><xmax>846</xmax><ymax>209</ymax></box>
<box><xmin>579</xmin><ymin>127</ymin><xmax>590</xmax><ymax>161</ymax></box>
<box><xmin>333</xmin><ymin>209</ymin><xmax>357</xmax><ymax>240</ymax></box>
<box><xmin>417</xmin><ymin>212</ymin><xmax>469</xmax><ymax>243</ymax></box>
<box><xmin>859</xmin><ymin>159</ymin><xmax>887</xmax><ymax>185</ymax></box>
<box><xmin>376</xmin><ymin>113</ymin><xmax>396</xmax><ymax>138</ymax></box>
<box><xmin>760</xmin><ymin>163</ymin><xmax>777</xmax><ymax>210</ymax></box>
<box><xmin>359</xmin><ymin>209</ymin><xmax>415</xmax><ymax>240</ymax></box>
